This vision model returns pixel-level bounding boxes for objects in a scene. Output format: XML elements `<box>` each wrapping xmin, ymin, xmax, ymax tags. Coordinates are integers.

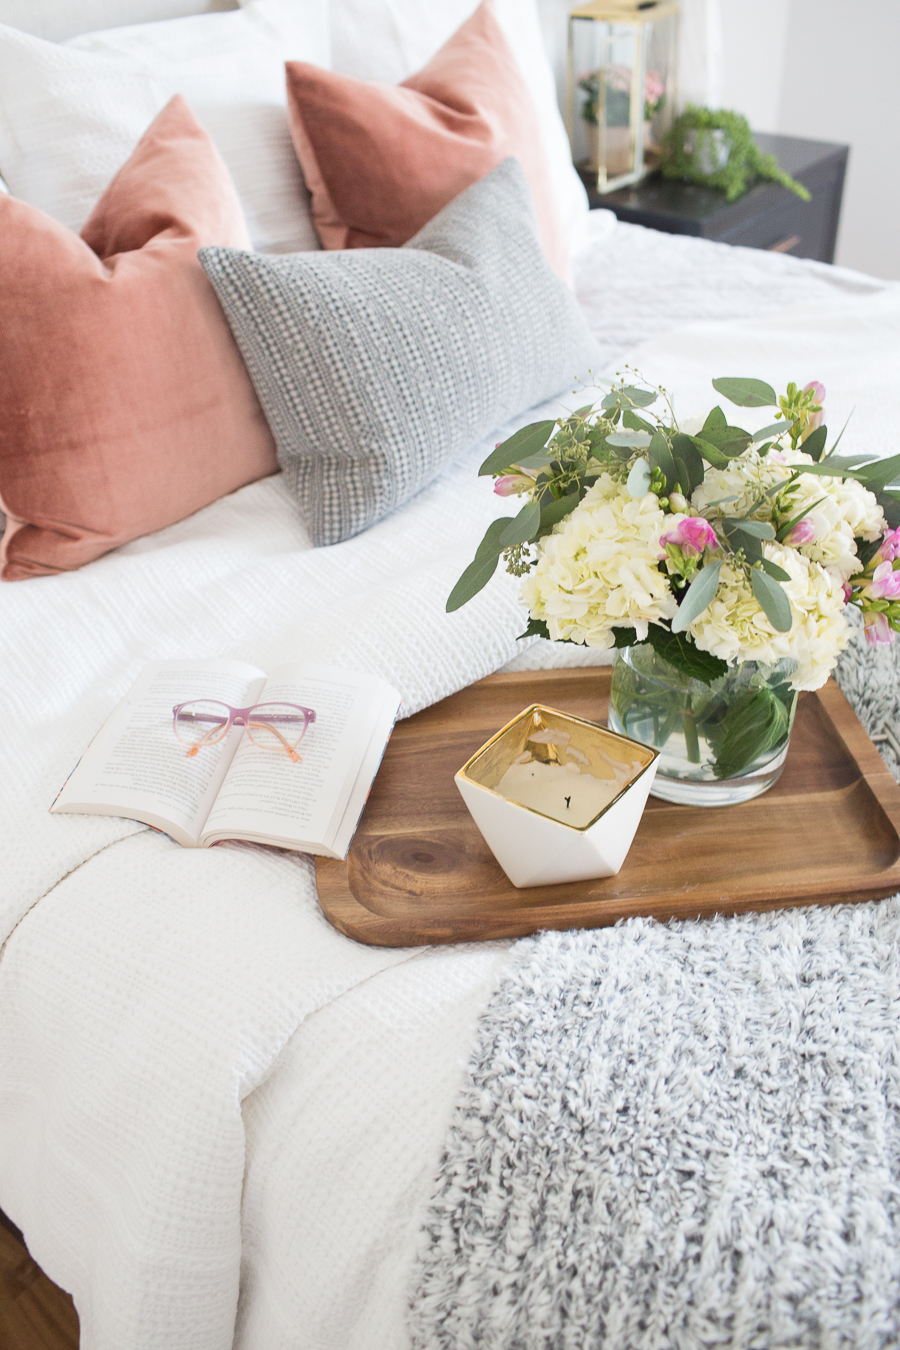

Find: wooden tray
<box><xmin>315</xmin><ymin>669</ymin><xmax>900</xmax><ymax>946</ymax></box>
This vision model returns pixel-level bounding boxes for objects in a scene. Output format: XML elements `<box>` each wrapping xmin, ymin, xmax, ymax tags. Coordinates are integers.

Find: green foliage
<box><xmin>751</xmin><ymin>567</ymin><xmax>792</xmax><ymax>632</ymax></box>
<box><xmin>516</xmin><ymin>616</ymin><xmax>551</xmax><ymax>641</ymax></box>
<box><xmin>646</xmin><ymin>625</ymin><xmax>729</xmax><ymax>685</ymax></box>
<box><xmin>670</xmin><ymin>434</ymin><xmax>704</xmax><ymax>495</ymax></box>
<box><xmin>709</xmin><ymin>686</ymin><xmax>791</xmax><ymax>778</ymax></box>
<box><xmin>671</xmin><ymin>560</ymin><xmax>722</xmax><ymax>633</ymax></box>
<box><xmin>802</xmin><ymin>424</ymin><xmax>828</xmax><ymax>462</ymax></box>
<box><xmin>446</xmin><ymin>552</ymin><xmax>501</xmax><ymax>613</ymax></box>
<box><xmin>660</xmin><ymin>107</ymin><xmax>812</xmax><ymax>204</ymax></box>
<box><xmin>648</xmin><ymin>431</ymin><xmax>678</xmax><ymax>494</ymax></box>
<box><xmin>711</xmin><ymin>377</ymin><xmax>778</xmax><ymax>408</ymax></box>
<box><xmin>499</xmin><ymin>500</ymin><xmax>541</xmax><ymax>547</ymax></box>
<box><xmin>478</xmin><ymin>421</ymin><xmax>555</xmax><ymax>477</ymax></box>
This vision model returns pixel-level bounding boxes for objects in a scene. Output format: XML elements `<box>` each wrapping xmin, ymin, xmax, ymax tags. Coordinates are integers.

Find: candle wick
<box><xmin>565</xmin><ymin>795</ymin><xmax>571</xmax><ymax>809</ymax></box>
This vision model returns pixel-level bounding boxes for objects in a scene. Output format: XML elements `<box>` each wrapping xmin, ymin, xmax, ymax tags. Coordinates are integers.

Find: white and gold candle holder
<box><xmin>455</xmin><ymin>704</ymin><xmax>658</xmax><ymax>889</ymax></box>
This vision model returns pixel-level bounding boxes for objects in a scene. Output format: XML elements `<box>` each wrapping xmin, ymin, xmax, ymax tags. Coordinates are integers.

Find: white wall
<box><xmin>720</xmin><ymin>0</ymin><xmax>900</xmax><ymax>279</ymax></box>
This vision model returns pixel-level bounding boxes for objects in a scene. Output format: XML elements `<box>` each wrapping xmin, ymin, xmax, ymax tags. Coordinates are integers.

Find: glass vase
<box><xmin>608</xmin><ymin>645</ymin><xmax>799</xmax><ymax>807</ymax></box>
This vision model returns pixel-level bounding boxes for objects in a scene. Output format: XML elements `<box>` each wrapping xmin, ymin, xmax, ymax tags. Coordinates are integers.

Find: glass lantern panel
<box><xmin>569</xmin><ymin>8</ymin><xmax>679</xmax><ymax>193</ymax></box>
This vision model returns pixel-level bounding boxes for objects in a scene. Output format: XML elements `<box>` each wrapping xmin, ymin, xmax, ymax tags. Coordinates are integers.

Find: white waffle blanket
<box><xmin>0</xmin><ymin>218</ymin><xmax>895</xmax><ymax>1350</ymax></box>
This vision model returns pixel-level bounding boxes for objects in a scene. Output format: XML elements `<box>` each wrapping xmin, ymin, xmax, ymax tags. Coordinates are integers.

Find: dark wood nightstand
<box><xmin>582</xmin><ymin>133</ymin><xmax>848</xmax><ymax>263</ymax></box>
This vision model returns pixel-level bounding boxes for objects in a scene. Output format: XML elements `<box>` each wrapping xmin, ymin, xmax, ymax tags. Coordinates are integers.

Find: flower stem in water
<box><xmin>683</xmin><ymin>703</ymin><xmax>701</xmax><ymax>763</ymax></box>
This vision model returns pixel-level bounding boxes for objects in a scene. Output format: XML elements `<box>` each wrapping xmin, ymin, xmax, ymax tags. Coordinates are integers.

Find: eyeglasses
<box><xmin>172</xmin><ymin>700</ymin><xmax>316</xmax><ymax>762</ymax></box>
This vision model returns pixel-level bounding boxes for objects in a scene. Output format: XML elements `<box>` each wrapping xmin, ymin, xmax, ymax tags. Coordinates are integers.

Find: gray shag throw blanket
<box><xmin>409</xmin><ymin>623</ymin><xmax>900</xmax><ymax>1350</ymax></box>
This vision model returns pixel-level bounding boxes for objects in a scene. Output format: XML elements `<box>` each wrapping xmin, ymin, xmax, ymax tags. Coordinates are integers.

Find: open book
<box><xmin>52</xmin><ymin>659</ymin><xmax>401</xmax><ymax>859</ymax></box>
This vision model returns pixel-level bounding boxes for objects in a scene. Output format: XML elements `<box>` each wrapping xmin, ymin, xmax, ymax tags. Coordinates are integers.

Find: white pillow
<box><xmin>306</xmin><ymin>0</ymin><xmax>590</xmax><ymax>258</ymax></box>
<box><xmin>0</xmin><ymin>1</ymin><xmax>237</xmax><ymax>43</ymax></box>
<box><xmin>0</xmin><ymin>0</ymin><xmax>329</xmax><ymax>253</ymax></box>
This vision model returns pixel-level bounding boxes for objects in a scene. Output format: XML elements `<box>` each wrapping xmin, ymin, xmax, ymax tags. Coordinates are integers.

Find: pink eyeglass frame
<box><xmin>172</xmin><ymin>700</ymin><xmax>316</xmax><ymax>763</ymax></box>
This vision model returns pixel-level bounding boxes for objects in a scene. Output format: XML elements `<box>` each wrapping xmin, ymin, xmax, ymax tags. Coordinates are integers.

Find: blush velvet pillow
<box><xmin>284</xmin><ymin>0</ymin><xmax>568</xmax><ymax>278</ymax></box>
<box><xmin>0</xmin><ymin>96</ymin><xmax>277</xmax><ymax>581</ymax></box>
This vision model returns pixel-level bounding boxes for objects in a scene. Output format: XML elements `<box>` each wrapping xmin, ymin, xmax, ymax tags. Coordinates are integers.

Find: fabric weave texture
<box><xmin>200</xmin><ymin>158</ymin><xmax>597</xmax><ymax>547</ymax></box>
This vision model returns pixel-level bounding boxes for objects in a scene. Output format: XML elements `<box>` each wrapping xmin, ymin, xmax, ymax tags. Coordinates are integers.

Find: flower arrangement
<box><xmin>448</xmin><ymin>375</ymin><xmax>900</xmax><ymax>697</ymax></box>
<box><xmin>579</xmin><ymin>67</ymin><xmax>666</xmax><ymax>128</ymax></box>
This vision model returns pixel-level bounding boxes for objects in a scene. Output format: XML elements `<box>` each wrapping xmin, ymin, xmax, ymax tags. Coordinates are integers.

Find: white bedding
<box><xmin>0</xmin><ymin>218</ymin><xmax>896</xmax><ymax>1350</ymax></box>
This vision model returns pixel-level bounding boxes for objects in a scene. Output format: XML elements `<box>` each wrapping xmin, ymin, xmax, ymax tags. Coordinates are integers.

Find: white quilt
<box><xmin>0</xmin><ymin>217</ymin><xmax>895</xmax><ymax>1350</ymax></box>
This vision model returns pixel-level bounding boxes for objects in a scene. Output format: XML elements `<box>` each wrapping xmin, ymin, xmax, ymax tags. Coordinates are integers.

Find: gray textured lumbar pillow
<box><xmin>200</xmin><ymin>158</ymin><xmax>597</xmax><ymax>547</ymax></box>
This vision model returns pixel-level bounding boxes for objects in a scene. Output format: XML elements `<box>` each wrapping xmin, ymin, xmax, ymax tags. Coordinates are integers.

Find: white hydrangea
<box><xmin>687</xmin><ymin>542</ymin><xmax>849</xmax><ymax>691</ymax></box>
<box><xmin>521</xmin><ymin>474</ymin><xmax>677</xmax><ymax>648</ymax></box>
<box><xmin>691</xmin><ymin>446</ymin><xmax>885</xmax><ymax>582</ymax></box>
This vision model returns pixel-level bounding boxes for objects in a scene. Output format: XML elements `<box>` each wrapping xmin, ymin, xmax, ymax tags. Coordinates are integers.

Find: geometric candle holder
<box><xmin>455</xmin><ymin>703</ymin><xmax>658</xmax><ymax>888</ymax></box>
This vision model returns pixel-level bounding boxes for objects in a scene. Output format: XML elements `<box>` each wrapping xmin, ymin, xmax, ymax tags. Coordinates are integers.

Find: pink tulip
<box><xmin>877</xmin><ymin>527</ymin><xmax>900</xmax><ymax>563</ymax></box>
<box><xmin>864</xmin><ymin>612</ymin><xmax>894</xmax><ymax>646</ymax></box>
<box><xmin>787</xmin><ymin>517</ymin><xmax>816</xmax><ymax>546</ymax></box>
<box><xmin>804</xmin><ymin>381</ymin><xmax>825</xmax><ymax>426</ymax></box>
<box><xmin>494</xmin><ymin>474</ymin><xmax>534</xmax><ymax>498</ymax></box>
<box><xmin>660</xmin><ymin>515</ymin><xmax>718</xmax><ymax>557</ymax></box>
<box><xmin>868</xmin><ymin>560</ymin><xmax>900</xmax><ymax>601</ymax></box>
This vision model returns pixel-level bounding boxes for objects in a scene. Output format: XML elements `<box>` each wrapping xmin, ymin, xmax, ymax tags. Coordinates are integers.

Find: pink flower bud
<box><xmin>787</xmin><ymin>517</ymin><xmax>816</xmax><ymax>546</ymax></box>
<box><xmin>877</xmin><ymin>527</ymin><xmax>900</xmax><ymax>563</ymax></box>
<box><xmin>864</xmin><ymin>612</ymin><xmax>894</xmax><ymax>647</ymax></box>
<box><xmin>800</xmin><ymin>382</ymin><xmax>826</xmax><ymax>440</ymax></box>
<box><xmin>493</xmin><ymin>474</ymin><xmax>534</xmax><ymax>498</ymax></box>
<box><xmin>660</xmin><ymin>515</ymin><xmax>718</xmax><ymax>557</ymax></box>
<box><xmin>842</xmin><ymin>580</ymin><xmax>853</xmax><ymax>605</ymax></box>
<box><xmin>868</xmin><ymin>560</ymin><xmax>900</xmax><ymax>601</ymax></box>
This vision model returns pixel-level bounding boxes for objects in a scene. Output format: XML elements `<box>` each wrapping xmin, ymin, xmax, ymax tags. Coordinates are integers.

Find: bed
<box><xmin>1</xmin><ymin>3</ymin><xmax>899</xmax><ymax>1348</ymax></box>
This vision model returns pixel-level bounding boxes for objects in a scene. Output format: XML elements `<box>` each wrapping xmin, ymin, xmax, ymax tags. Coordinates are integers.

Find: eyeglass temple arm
<box><xmin>248</xmin><ymin>717</ymin><xmax>303</xmax><ymax>763</ymax></box>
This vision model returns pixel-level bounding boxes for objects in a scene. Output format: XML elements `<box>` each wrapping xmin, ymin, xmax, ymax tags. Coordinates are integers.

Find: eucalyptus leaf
<box><xmin>537</xmin><ymin>491</ymin><xmax>580</xmax><ymax>536</ymax></box>
<box><xmin>801</xmin><ymin>424</ymin><xmax>827</xmax><ymax>461</ymax></box>
<box><xmin>446</xmin><ymin>552</ymin><xmax>500</xmax><ymax>612</ymax></box>
<box><xmin>690</xmin><ymin>436</ymin><xmax>730</xmax><ymax>469</ymax></box>
<box><xmin>703</xmin><ymin>406</ymin><xmax>727</xmax><ymax>431</ymax></box>
<box><xmin>760</xmin><ymin>557</ymin><xmax>791</xmax><ymax>582</ymax></box>
<box><xmin>626</xmin><ymin>458</ymin><xmax>652</xmax><ymax>498</ymax></box>
<box><xmin>649</xmin><ymin>431</ymin><xmax>678</xmax><ymax>493</ymax></box>
<box><xmin>670</xmin><ymin>433</ymin><xmax>705</xmax><ymax>494</ymax></box>
<box><xmin>878</xmin><ymin>490</ymin><xmax>900</xmax><ymax>528</ymax></box>
<box><xmin>646</xmin><ymin>625</ymin><xmax>728</xmax><ymax>684</ymax></box>
<box><xmin>857</xmin><ymin>452</ymin><xmax>900</xmax><ymax>491</ymax></box>
<box><xmin>728</xmin><ymin>530</ymin><xmax>763</xmax><ymax>563</ymax></box>
<box><xmin>711</xmin><ymin>377</ymin><xmax>778</xmax><ymax>408</ymax></box>
<box><xmin>724</xmin><ymin>518</ymin><xmax>775</xmax><ymax>539</ymax></box>
<box><xmin>474</xmin><ymin>517</ymin><xmax>512</xmax><ymax>560</ymax></box>
<box><xmin>600</xmin><ymin>385</ymin><xmax>657</xmax><ymax>410</ymax></box>
<box><xmin>751</xmin><ymin>568</ymin><xmax>792</xmax><ymax>631</ymax></box>
<box><xmin>499</xmin><ymin>499</ymin><xmax>541</xmax><ymax>547</ymax></box>
<box><xmin>478</xmin><ymin>420</ymin><xmax>555</xmax><ymax>476</ymax></box>
<box><xmin>671</xmin><ymin>560</ymin><xmax>722</xmax><ymax>633</ymax></box>
<box><xmin>749</xmin><ymin>421</ymin><xmax>786</xmax><ymax>444</ymax></box>
<box><xmin>622</xmin><ymin>410</ymin><xmax>655</xmax><ymax>434</ymax></box>
<box><xmin>700</xmin><ymin>424</ymin><xmax>752</xmax><ymax>457</ymax></box>
<box><xmin>607</xmin><ymin>431</ymin><xmax>651</xmax><ymax>448</ymax></box>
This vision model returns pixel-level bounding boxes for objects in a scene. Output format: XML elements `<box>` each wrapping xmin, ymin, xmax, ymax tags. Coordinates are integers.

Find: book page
<box><xmin>199</xmin><ymin>664</ymin><xmax>388</xmax><ymax>851</ymax></box>
<box><xmin>52</xmin><ymin>659</ymin><xmax>266</xmax><ymax>845</ymax></box>
<box><xmin>329</xmin><ymin>687</ymin><xmax>401</xmax><ymax>860</ymax></box>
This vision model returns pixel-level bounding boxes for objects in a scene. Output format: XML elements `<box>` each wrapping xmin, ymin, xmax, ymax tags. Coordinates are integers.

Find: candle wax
<box><xmin>495</xmin><ymin>759</ymin><xmax>629</xmax><ymax>828</ymax></box>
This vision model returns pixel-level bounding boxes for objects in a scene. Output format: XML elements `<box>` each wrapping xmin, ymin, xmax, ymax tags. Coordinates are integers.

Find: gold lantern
<box><xmin>567</xmin><ymin>0</ymin><xmax>679</xmax><ymax>193</ymax></box>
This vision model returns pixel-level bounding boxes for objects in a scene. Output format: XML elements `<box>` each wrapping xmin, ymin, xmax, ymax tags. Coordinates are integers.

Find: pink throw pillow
<box><xmin>285</xmin><ymin>0</ymin><xmax>568</xmax><ymax>279</ymax></box>
<box><xmin>0</xmin><ymin>96</ymin><xmax>278</xmax><ymax>581</ymax></box>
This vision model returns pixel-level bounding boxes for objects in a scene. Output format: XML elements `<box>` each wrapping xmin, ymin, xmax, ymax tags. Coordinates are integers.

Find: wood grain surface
<box><xmin>0</xmin><ymin>1211</ymin><xmax>78</xmax><ymax>1350</ymax></box>
<box><xmin>316</xmin><ymin>668</ymin><xmax>900</xmax><ymax>946</ymax></box>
